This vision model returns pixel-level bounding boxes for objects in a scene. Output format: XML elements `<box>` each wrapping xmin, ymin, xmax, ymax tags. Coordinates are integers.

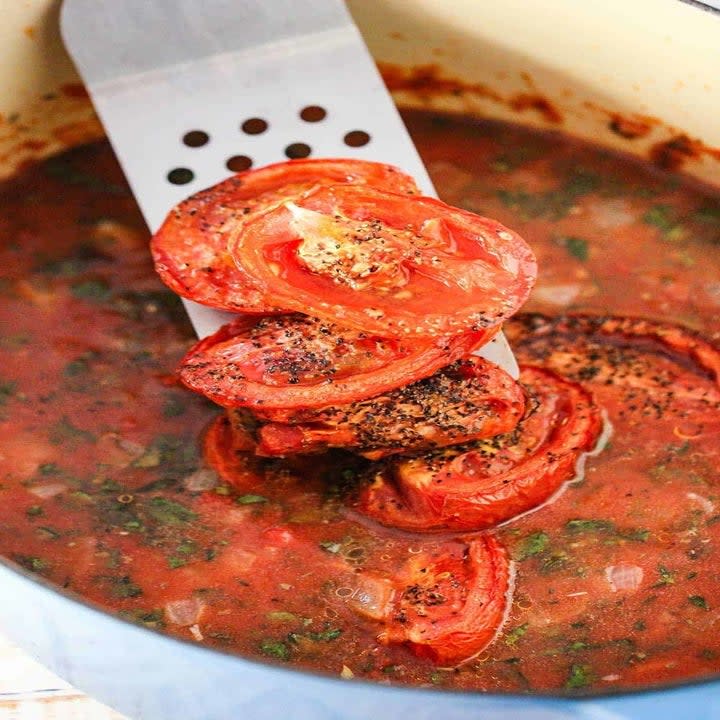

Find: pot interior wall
<box><xmin>0</xmin><ymin>0</ymin><xmax>718</xmax><ymax>187</ymax></box>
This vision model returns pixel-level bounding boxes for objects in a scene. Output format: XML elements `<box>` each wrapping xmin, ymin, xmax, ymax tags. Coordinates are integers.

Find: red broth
<box><xmin>1</xmin><ymin>111</ymin><xmax>719</xmax><ymax>694</ymax></box>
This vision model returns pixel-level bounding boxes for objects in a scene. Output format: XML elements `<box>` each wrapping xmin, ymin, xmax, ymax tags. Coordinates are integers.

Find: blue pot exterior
<box><xmin>2</xmin><ymin>559</ymin><xmax>718</xmax><ymax>720</ymax></box>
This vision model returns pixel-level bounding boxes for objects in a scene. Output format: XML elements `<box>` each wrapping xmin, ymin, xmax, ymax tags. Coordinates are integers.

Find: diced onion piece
<box><xmin>686</xmin><ymin>492</ymin><xmax>714</xmax><ymax>514</ymax></box>
<box><xmin>223</xmin><ymin>547</ymin><xmax>257</xmax><ymax>573</ymax></box>
<box><xmin>165</xmin><ymin>598</ymin><xmax>204</xmax><ymax>626</ymax></box>
<box><xmin>183</xmin><ymin>468</ymin><xmax>218</xmax><ymax>492</ymax></box>
<box><xmin>532</xmin><ymin>284</ymin><xmax>581</xmax><ymax>306</ymax></box>
<box><xmin>605</xmin><ymin>563</ymin><xmax>643</xmax><ymax>592</ymax></box>
<box><xmin>28</xmin><ymin>483</ymin><xmax>67</xmax><ymax>499</ymax></box>
<box><xmin>338</xmin><ymin>574</ymin><xmax>395</xmax><ymax>620</ymax></box>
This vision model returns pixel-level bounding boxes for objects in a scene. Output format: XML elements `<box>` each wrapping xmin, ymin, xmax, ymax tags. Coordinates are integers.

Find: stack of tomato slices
<box><xmin>152</xmin><ymin>158</ymin><xmax>602</xmax><ymax>667</ymax></box>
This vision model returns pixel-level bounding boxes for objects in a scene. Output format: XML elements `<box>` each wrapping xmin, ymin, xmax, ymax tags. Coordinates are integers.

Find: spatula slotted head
<box><xmin>61</xmin><ymin>0</ymin><xmax>519</xmax><ymax>376</ymax></box>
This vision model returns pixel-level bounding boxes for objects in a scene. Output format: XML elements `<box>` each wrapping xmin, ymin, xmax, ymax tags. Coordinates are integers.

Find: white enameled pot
<box><xmin>1</xmin><ymin>2</ymin><xmax>719</xmax><ymax>718</ymax></box>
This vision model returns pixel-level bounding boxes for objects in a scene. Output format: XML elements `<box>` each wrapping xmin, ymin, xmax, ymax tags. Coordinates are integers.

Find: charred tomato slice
<box><xmin>356</xmin><ymin>366</ymin><xmax>603</xmax><ymax>532</ymax></box>
<box><xmin>178</xmin><ymin>313</ymin><xmax>493</xmax><ymax>410</ymax></box>
<box><xmin>255</xmin><ymin>357</ymin><xmax>525</xmax><ymax>459</ymax></box>
<box><xmin>229</xmin><ymin>184</ymin><xmax>537</xmax><ymax>337</ymax></box>
<box><xmin>151</xmin><ymin>159</ymin><xmax>420</xmax><ymax>311</ymax></box>
<box><xmin>507</xmin><ymin>312</ymin><xmax>720</xmax><ymax>470</ymax></box>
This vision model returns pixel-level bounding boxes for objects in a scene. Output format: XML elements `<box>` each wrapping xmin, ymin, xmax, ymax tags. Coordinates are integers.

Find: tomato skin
<box><xmin>507</xmin><ymin>312</ymin><xmax>720</xmax><ymax>448</ymax></box>
<box><xmin>377</xmin><ymin>535</ymin><xmax>512</xmax><ymax>667</ymax></box>
<box><xmin>356</xmin><ymin>366</ymin><xmax>602</xmax><ymax>532</ymax></box>
<box><xmin>229</xmin><ymin>184</ymin><xmax>537</xmax><ymax>337</ymax></box>
<box><xmin>254</xmin><ymin>357</ymin><xmax>525</xmax><ymax>459</ymax></box>
<box><xmin>506</xmin><ymin>313</ymin><xmax>720</xmax><ymax>392</ymax></box>
<box><xmin>202</xmin><ymin>414</ymin><xmax>263</xmax><ymax>493</ymax></box>
<box><xmin>178</xmin><ymin>313</ymin><xmax>495</xmax><ymax>410</ymax></box>
<box><xmin>151</xmin><ymin>159</ymin><xmax>419</xmax><ymax>311</ymax></box>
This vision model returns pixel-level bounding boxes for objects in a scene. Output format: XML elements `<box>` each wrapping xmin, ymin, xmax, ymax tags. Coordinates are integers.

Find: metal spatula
<box><xmin>60</xmin><ymin>0</ymin><xmax>519</xmax><ymax>377</ymax></box>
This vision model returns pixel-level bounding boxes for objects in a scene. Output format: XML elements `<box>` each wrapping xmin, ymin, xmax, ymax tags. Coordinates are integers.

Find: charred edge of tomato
<box><xmin>250</xmin><ymin>357</ymin><xmax>526</xmax><ymax>459</ymax></box>
<box><xmin>177</xmin><ymin>314</ymin><xmax>495</xmax><ymax>411</ymax></box>
<box><xmin>507</xmin><ymin>312</ymin><xmax>720</xmax><ymax>384</ymax></box>
<box><xmin>202</xmin><ymin>414</ymin><xmax>261</xmax><ymax>491</ymax></box>
<box><xmin>353</xmin><ymin>365</ymin><xmax>603</xmax><ymax>533</ymax></box>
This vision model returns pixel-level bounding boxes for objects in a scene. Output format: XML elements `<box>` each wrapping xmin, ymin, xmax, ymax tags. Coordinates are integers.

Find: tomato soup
<box><xmin>1</xmin><ymin>110</ymin><xmax>719</xmax><ymax>694</ymax></box>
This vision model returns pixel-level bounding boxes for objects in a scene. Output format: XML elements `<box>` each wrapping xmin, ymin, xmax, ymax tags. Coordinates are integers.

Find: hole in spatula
<box><xmin>344</xmin><ymin>130</ymin><xmax>371</xmax><ymax>147</ymax></box>
<box><xmin>285</xmin><ymin>143</ymin><xmax>312</xmax><ymax>159</ymax></box>
<box><xmin>182</xmin><ymin>130</ymin><xmax>209</xmax><ymax>147</ymax></box>
<box><xmin>226</xmin><ymin>155</ymin><xmax>253</xmax><ymax>172</ymax></box>
<box><xmin>300</xmin><ymin>105</ymin><xmax>327</xmax><ymax>122</ymax></box>
<box><xmin>241</xmin><ymin>118</ymin><xmax>269</xmax><ymax>135</ymax></box>
<box><xmin>167</xmin><ymin>167</ymin><xmax>194</xmax><ymax>185</ymax></box>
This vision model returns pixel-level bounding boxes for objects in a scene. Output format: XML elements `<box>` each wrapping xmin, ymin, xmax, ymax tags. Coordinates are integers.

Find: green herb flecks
<box><xmin>564</xmin><ymin>518</ymin><xmax>650</xmax><ymax>543</ymax></box>
<box><xmin>267</xmin><ymin>611</ymin><xmax>298</xmax><ymax>623</ymax></box>
<box><xmin>132</xmin><ymin>434</ymin><xmax>198</xmax><ymax>476</ymax></box>
<box><xmin>64</xmin><ymin>356</ymin><xmax>91</xmax><ymax>377</ymax></box>
<box><xmin>162</xmin><ymin>394</ymin><xmax>187</xmax><ymax>418</ymax></box>
<box><xmin>642</xmin><ymin>204</ymin><xmax>687</xmax><ymax>240</ymax></box>
<box><xmin>565</xmin><ymin>519</ymin><xmax>615</xmax><ymax>534</ymax></box>
<box><xmin>514</xmin><ymin>531</ymin><xmax>550</xmax><ymax>560</ymax></box>
<box><xmin>307</xmin><ymin>628</ymin><xmax>342</xmax><ymax>642</ymax></box>
<box><xmin>565</xmin><ymin>663</ymin><xmax>594</xmax><ymax>690</ymax></box>
<box><xmin>235</xmin><ymin>494</ymin><xmax>268</xmax><ymax>505</ymax></box>
<box><xmin>557</xmin><ymin>236</ymin><xmax>589</xmax><ymax>261</ymax></box>
<box><xmin>168</xmin><ymin>539</ymin><xmax>199</xmax><ymax>570</ymax></box>
<box><xmin>540</xmin><ymin>552</ymin><xmax>570</xmax><ymax>574</ymax></box>
<box><xmin>109</xmin><ymin>575</ymin><xmax>143</xmax><ymax>598</ymax></box>
<box><xmin>36</xmin><ymin>526</ymin><xmax>61</xmax><ymax>540</ymax></box>
<box><xmin>0</xmin><ymin>379</ymin><xmax>17</xmax><ymax>406</ymax></box>
<box><xmin>654</xmin><ymin>565</ymin><xmax>676</xmax><ymax>587</ymax></box>
<box><xmin>168</xmin><ymin>539</ymin><xmax>199</xmax><ymax>569</ymax></box>
<box><xmin>15</xmin><ymin>555</ymin><xmax>50</xmax><ymax>573</ymax></box>
<box><xmin>146</xmin><ymin>497</ymin><xmax>197</xmax><ymax>526</ymax></box>
<box><xmin>693</xmin><ymin>203</ymin><xmax>720</xmax><ymax>227</ymax></box>
<box><xmin>689</xmin><ymin>595</ymin><xmax>709</xmax><ymax>610</ymax></box>
<box><xmin>71</xmin><ymin>278</ymin><xmax>112</xmax><ymax>303</ymax></box>
<box><xmin>118</xmin><ymin>608</ymin><xmax>165</xmax><ymax>628</ymax></box>
<box><xmin>497</xmin><ymin>168</ymin><xmax>600</xmax><ymax>220</ymax></box>
<box><xmin>260</xmin><ymin>640</ymin><xmax>291</xmax><ymax>661</ymax></box>
<box><xmin>49</xmin><ymin>416</ymin><xmax>95</xmax><ymax>446</ymax></box>
<box><xmin>288</xmin><ymin>625</ymin><xmax>343</xmax><ymax>647</ymax></box>
<box><xmin>504</xmin><ymin>623</ymin><xmax>529</xmax><ymax>646</ymax></box>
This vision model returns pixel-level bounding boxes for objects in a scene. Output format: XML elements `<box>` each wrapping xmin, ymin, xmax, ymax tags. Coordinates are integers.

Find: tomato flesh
<box><xmin>507</xmin><ymin>313</ymin><xmax>720</xmax><ymax>448</ymax></box>
<box><xmin>179</xmin><ymin>313</ymin><xmax>493</xmax><ymax>409</ymax></box>
<box><xmin>229</xmin><ymin>184</ymin><xmax>537</xmax><ymax>337</ymax></box>
<box><xmin>255</xmin><ymin>357</ymin><xmax>525</xmax><ymax>459</ymax></box>
<box><xmin>151</xmin><ymin>159</ymin><xmax>419</xmax><ymax>311</ymax></box>
<box><xmin>356</xmin><ymin>366</ymin><xmax>603</xmax><ymax>532</ymax></box>
<box><xmin>375</xmin><ymin>536</ymin><xmax>512</xmax><ymax>667</ymax></box>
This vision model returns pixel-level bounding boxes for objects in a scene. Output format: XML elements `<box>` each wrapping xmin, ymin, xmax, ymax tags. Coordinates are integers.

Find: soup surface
<box><xmin>1</xmin><ymin>110</ymin><xmax>719</xmax><ymax>694</ymax></box>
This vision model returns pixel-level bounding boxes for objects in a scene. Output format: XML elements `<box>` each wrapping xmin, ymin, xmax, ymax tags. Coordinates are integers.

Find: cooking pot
<box><xmin>1</xmin><ymin>1</ymin><xmax>719</xmax><ymax>718</ymax></box>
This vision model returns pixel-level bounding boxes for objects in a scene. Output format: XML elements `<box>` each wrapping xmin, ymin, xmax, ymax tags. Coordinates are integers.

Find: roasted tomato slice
<box><xmin>255</xmin><ymin>357</ymin><xmax>525</xmax><ymax>459</ymax></box>
<box><xmin>507</xmin><ymin>312</ymin><xmax>720</xmax><ymax>453</ymax></box>
<box><xmin>151</xmin><ymin>159</ymin><xmax>420</xmax><ymax>311</ymax></box>
<box><xmin>229</xmin><ymin>184</ymin><xmax>537</xmax><ymax>337</ymax></box>
<box><xmin>356</xmin><ymin>366</ymin><xmax>603</xmax><ymax>532</ymax></box>
<box><xmin>506</xmin><ymin>313</ymin><xmax>720</xmax><ymax>398</ymax></box>
<box><xmin>178</xmin><ymin>313</ymin><xmax>494</xmax><ymax>409</ymax></box>
<box><xmin>356</xmin><ymin>536</ymin><xmax>512</xmax><ymax>667</ymax></box>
